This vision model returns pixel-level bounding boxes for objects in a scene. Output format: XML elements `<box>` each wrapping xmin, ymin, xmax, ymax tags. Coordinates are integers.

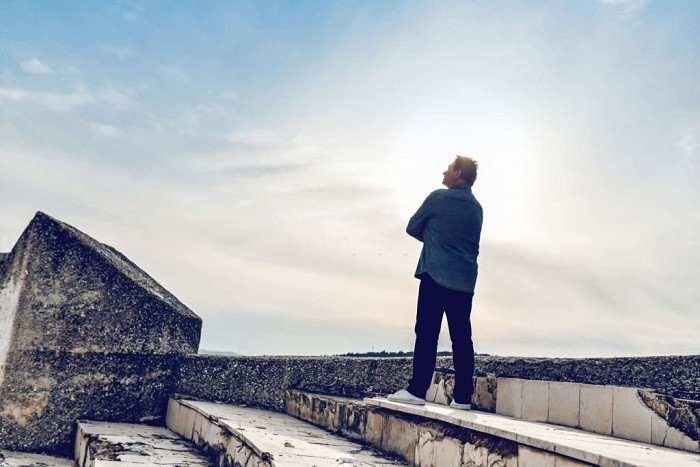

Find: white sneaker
<box><xmin>387</xmin><ymin>389</ymin><xmax>426</xmax><ymax>406</ymax></box>
<box><xmin>449</xmin><ymin>400</ymin><xmax>472</xmax><ymax>410</ymax></box>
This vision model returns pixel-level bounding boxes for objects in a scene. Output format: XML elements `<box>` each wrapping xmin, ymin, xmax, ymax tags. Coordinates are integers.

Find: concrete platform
<box><xmin>167</xmin><ymin>398</ymin><xmax>408</xmax><ymax>466</ymax></box>
<box><xmin>75</xmin><ymin>421</ymin><xmax>213</xmax><ymax>466</ymax></box>
<box><xmin>366</xmin><ymin>397</ymin><xmax>700</xmax><ymax>467</ymax></box>
<box><xmin>0</xmin><ymin>451</ymin><xmax>75</xmax><ymax>466</ymax></box>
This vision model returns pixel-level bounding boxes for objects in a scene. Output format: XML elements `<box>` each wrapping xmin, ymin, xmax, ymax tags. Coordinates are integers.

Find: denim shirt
<box><xmin>407</xmin><ymin>184</ymin><xmax>483</xmax><ymax>292</ymax></box>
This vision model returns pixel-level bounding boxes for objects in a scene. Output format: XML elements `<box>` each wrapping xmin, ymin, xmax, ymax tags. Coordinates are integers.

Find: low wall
<box><xmin>476</xmin><ymin>355</ymin><xmax>700</xmax><ymax>401</ymax></box>
<box><xmin>176</xmin><ymin>355</ymin><xmax>413</xmax><ymax>411</ymax></box>
<box><xmin>176</xmin><ymin>354</ymin><xmax>700</xmax><ymax>412</ymax></box>
<box><xmin>0</xmin><ymin>351</ymin><xmax>180</xmax><ymax>456</ymax></box>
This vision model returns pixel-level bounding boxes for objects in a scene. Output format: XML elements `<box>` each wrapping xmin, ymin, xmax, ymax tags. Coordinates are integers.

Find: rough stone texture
<box><xmin>285</xmin><ymin>389</ymin><xmax>368</xmax><ymax>442</ymax></box>
<box><xmin>0</xmin><ymin>212</ymin><xmax>201</xmax><ymax>356</ymax></box>
<box><xmin>177</xmin><ymin>355</ymin><xmax>699</xmax><ymax>414</ymax></box>
<box><xmin>0</xmin><ymin>351</ymin><xmax>180</xmax><ymax>456</ymax></box>
<box><xmin>641</xmin><ymin>391</ymin><xmax>700</xmax><ymax>441</ymax></box>
<box><xmin>0</xmin><ymin>212</ymin><xmax>202</xmax><ymax>456</ymax></box>
<box><xmin>176</xmin><ymin>355</ymin><xmax>414</xmax><ymax>411</ymax></box>
<box><xmin>473</xmin><ymin>376</ymin><xmax>498</xmax><ymax>412</ymax></box>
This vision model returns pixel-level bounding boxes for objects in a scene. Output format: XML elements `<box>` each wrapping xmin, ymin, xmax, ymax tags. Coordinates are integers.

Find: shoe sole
<box><xmin>450</xmin><ymin>404</ymin><xmax>471</xmax><ymax>410</ymax></box>
<box><xmin>387</xmin><ymin>398</ymin><xmax>426</xmax><ymax>406</ymax></box>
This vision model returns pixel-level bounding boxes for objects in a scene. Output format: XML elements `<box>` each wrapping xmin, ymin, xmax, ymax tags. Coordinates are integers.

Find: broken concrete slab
<box><xmin>0</xmin><ymin>450</ymin><xmax>75</xmax><ymax>466</ymax></box>
<box><xmin>76</xmin><ymin>420</ymin><xmax>212</xmax><ymax>466</ymax></box>
<box><xmin>168</xmin><ymin>398</ymin><xmax>407</xmax><ymax>466</ymax></box>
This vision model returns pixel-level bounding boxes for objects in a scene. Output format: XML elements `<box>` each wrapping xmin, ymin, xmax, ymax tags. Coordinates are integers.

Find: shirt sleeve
<box><xmin>406</xmin><ymin>190</ymin><xmax>440</xmax><ymax>242</ymax></box>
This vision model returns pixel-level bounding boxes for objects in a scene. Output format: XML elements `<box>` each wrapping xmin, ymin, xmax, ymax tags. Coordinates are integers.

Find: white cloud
<box><xmin>0</xmin><ymin>88</ymin><xmax>28</xmax><ymax>101</ymax></box>
<box><xmin>228</xmin><ymin>129</ymin><xmax>283</xmax><ymax>146</ymax></box>
<box><xmin>2</xmin><ymin>1</ymin><xmax>699</xmax><ymax>357</ymax></box>
<box><xmin>676</xmin><ymin>125</ymin><xmax>699</xmax><ymax>165</ymax></box>
<box><xmin>89</xmin><ymin>123</ymin><xmax>120</xmax><ymax>137</ymax></box>
<box><xmin>0</xmin><ymin>83</ymin><xmax>134</xmax><ymax>112</ymax></box>
<box><xmin>102</xmin><ymin>44</ymin><xmax>133</xmax><ymax>59</ymax></box>
<box><xmin>20</xmin><ymin>58</ymin><xmax>53</xmax><ymax>75</ymax></box>
<box><xmin>34</xmin><ymin>88</ymin><xmax>93</xmax><ymax>112</ymax></box>
<box><xmin>596</xmin><ymin>0</ymin><xmax>647</xmax><ymax>12</ymax></box>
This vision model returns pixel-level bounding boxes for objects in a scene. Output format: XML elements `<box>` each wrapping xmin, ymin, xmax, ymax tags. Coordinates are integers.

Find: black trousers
<box><xmin>407</xmin><ymin>274</ymin><xmax>475</xmax><ymax>404</ymax></box>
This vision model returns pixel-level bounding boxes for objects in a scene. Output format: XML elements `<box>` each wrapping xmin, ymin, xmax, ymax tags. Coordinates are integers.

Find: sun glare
<box><xmin>388</xmin><ymin>112</ymin><xmax>539</xmax><ymax>245</ymax></box>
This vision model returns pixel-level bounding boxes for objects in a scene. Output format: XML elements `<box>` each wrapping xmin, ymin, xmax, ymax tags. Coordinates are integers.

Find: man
<box><xmin>388</xmin><ymin>155</ymin><xmax>483</xmax><ymax>409</ymax></box>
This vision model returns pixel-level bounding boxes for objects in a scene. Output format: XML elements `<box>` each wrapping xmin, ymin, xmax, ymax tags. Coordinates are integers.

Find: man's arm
<box><xmin>406</xmin><ymin>191</ymin><xmax>439</xmax><ymax>242</ymax></box>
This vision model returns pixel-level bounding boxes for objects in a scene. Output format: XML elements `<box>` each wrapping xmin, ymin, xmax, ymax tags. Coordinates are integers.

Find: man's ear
<box><xmin>455</xmin><ymin>169</ymin><xmax>462</xmax><ymax>179</ymax></box>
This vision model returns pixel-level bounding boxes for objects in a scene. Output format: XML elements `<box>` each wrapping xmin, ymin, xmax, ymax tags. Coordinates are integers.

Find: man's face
<box><xmin>442</xmin><ymin>162</ymin><xmax>462</xmax><ymax>188</ymax></box>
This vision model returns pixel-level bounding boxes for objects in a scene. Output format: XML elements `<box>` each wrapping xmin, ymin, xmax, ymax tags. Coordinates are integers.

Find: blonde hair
<box><xmin>453</xmin><ymin>155</ymin><xmax>478</xmax><ymax>186</ymax></box>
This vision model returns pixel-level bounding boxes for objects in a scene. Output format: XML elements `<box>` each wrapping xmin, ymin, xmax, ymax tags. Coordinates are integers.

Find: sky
<box><xmin>1</xmin><ymin>0</ymin><xmax>699</xmax><ymax>358</ymax></box>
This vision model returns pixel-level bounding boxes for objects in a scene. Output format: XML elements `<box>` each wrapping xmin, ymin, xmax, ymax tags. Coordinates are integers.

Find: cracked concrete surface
<box><xmin>76</xmin><ymin>421</ymin><xmax>212</xmax><ymax>466</ymax></box>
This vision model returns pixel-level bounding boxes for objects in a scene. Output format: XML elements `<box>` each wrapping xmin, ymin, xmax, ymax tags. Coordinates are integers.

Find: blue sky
<box><xmin>1</xmin><ymin>0</ymin><xmax>699</xmax><ymax>357</ymax></box>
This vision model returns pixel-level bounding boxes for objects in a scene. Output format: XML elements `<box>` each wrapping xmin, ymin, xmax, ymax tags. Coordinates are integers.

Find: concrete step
<box><xmin>0</xmin><ymin>451</ymin><xmax>75</xmax><ymax>466</ymax></box>
<box><xmin>367</xmin><ymin>397</ymin><xmax>700</xmax><ymax>467</ymax></box>
<box><xmin>460</xmin><ymin>377</ymin><xmax>700</xmax><ymax>453</ymax></box>
<box><xmin>285</xmin><ymin>389</ymin><xmax>700</xmax><ymax>467</ymax></box>
<box><xmin>75</xmin><ymin>420</ymin><xmax>213</xmax><ymax>466</ymax></box>
<box><xmin>166</xmin><ymin>398</ymin><xmax>408</xmax><ymax>466</ymax></box>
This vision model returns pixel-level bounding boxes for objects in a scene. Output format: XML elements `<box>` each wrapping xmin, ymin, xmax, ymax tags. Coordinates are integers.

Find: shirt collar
<box><xmin>450</xmin><ymin>183</ymin><xmax>471</xmax><ymax>190</ymax></box>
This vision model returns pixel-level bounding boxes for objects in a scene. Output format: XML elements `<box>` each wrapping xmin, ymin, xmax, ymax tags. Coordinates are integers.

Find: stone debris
<box><xmin>75</xmin><ymin>421</ymin><xmax>213</xmax><ymax>466</ymax></box>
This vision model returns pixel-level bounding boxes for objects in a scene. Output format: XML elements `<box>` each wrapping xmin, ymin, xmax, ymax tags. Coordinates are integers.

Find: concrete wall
<box><xmin>0</xmin><ymin>351</ymin><xmax>180</xmax><ymax>455</ymax></box>
<box><xmin>0</xmin><ymin>212</ymin><xmax>202</xmax><ymax>456</ymax></box>
<box><xmin>476</xmin><ymin>355</ymin><xmax>700</xmax><ymax>401</ymax></box>
<box><xmin>176</xmin><ymin>354</ymin><xmax>700</xmax><ymax>412</ymax></box>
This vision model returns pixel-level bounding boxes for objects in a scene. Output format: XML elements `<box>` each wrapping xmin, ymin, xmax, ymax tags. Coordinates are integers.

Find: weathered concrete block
<box><xmin>0</xmin><ymin>212</ymin><xmax>202</xmax><ymax>455</ymax></box>
<box><xmin>612</xmin><ymin>387</ymin><xmax>651</xmax><ymax>444</ymax></box>
<box><xmin>548</xmin><ymin>381</ymin><xmax>580</xmax><ymax>427</ymax></box>
<box><xmin>640</xmin><ymin>390</ymin><xmax>700</xmax><ymax>451</ymax></box>
<box><xmin>579</xmin><ymin>384</ymin><xmax>613</xmax><ymax>435</ymax></box>
<box><xmin>473</xmin><ymin>375</ymin><xmax>497</xmax><ymax>412</ymax></box>
<box><xmin>0</xmin><ymin>212</ymin><xmax>201</xmax><ymax>357</ymax></box>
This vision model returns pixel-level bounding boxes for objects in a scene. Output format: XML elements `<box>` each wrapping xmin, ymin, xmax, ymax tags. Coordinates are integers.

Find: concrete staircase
<box><xmin>75</xmin><ymin>420</ymin><xmax>212</xmax><ymax>466</ymax></box>
<box><xmin>285</xmin><ymin>378</ymin><xmax>700</xmax><ymax>467</ymax></box>
<box><xmin>165</xmin><ymin>398</ymin><xmax>407</xmax><ymax>466</ymax></box>
<box><xmin>2</xmin><ymin>379</ymin><xmax>699</xmax><ymax>466</ymax></box>
<box><xmin>364</xmin><ymin>397</ymin><xmax>700</xmax><ymax>466</ymax></box>
<box><xmin>63</xmin><ymin>398</ymin><xmax>407</xmax><ymax>466</ymax></box>
<box><xmin>0</xmin><ymin>451</ymin><xmax>75</xmax><ymax>466</ymax></box>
